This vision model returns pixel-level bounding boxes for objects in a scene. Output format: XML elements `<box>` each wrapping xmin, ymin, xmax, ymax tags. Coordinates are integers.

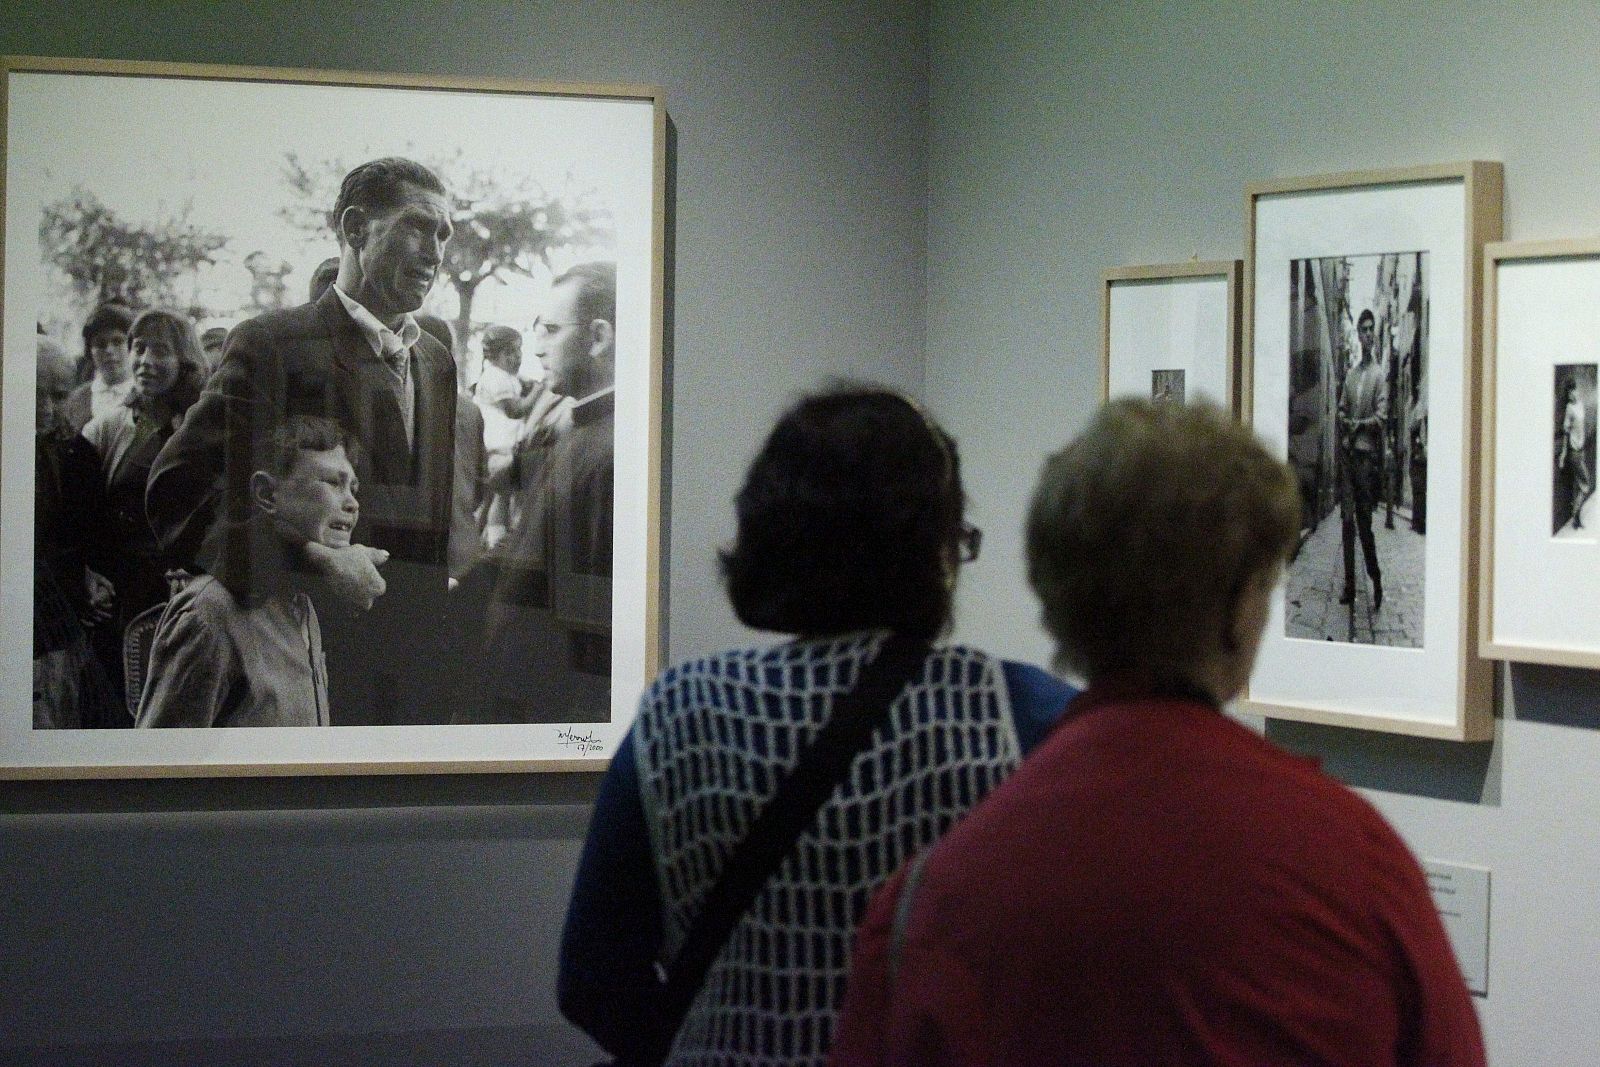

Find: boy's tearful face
<box><xmin>270</xmin><ymin>445</ymin><xmax>360</xmax><ymax>548</ymax></box>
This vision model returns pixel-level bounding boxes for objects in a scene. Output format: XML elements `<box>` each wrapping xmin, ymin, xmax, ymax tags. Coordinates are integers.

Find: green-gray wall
<box><xmin>929</xmin><ymin>3</ymin><xmax>1600</xmax><ymax>1064</ymax></box>
<box><xmin>0</xmin><ymin>2</ymin><xmax>926</xmax><ymax>1061</ymax></box>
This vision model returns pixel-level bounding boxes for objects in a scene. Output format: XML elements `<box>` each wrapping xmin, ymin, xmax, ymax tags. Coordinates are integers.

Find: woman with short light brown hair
<box><xmin>831</xmin><ymin>398</ymin><xmax>1484</xmax><ymax>1067</ymax></box>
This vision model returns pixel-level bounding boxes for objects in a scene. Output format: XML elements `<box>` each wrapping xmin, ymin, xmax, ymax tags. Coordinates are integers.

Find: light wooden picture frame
<box><xmin>1480</xmin><ymin>237</ymin><xmax>1600</xmax><ymax>668</ymax></box>
<box><xmin>2</xmin><ymin>56</ymin><xmax>667</xmax><ymax>777</ymax></box>
<box><xmin>1240</xmin><ymin>162</ymin><xmax>1500</xmax><ymax>740</ymax></box>
<box><xmin>1101</xmin><ymin>260</ymin><xmax>1241</xmax><ymax>413</ymax></box>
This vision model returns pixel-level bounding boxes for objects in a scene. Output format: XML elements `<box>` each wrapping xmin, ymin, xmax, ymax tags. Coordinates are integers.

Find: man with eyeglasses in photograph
<box><xmin>463</xmin><ymin>262</ymin><xmax>617</xmax><ymax>724</ymax></box>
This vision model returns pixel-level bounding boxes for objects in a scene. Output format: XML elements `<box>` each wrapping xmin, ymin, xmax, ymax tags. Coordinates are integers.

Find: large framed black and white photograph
<box><xmin>1101</xmin><ymin>260</ymin><xmax>1240</xmax><ymax>410</ymax></box>
<box><xmin>2</xmin><ymin>57</ymin><xmax>665</xmax><ymax>776</ymax></box>
<box><xmin>1481</xmin><ymin>239</ymin><xmax>1600</xmax><ymax>669</ymax></box>
<box><xmin>1241</xmin><ymin>163</ymin><xmax>1499</xmax><ymax>739</ymax></box>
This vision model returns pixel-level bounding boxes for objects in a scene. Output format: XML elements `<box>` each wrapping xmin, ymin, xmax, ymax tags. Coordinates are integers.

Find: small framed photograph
<box><xmin>1241</xmin><ymin>162</ymin><xmax>1501</xmax><ymax>740</ymax></box>
<box><xmin>1101</xmin><ymin>260</ymin><xmax>1240</xmax><ymax>411</ymax></box>
<box><xmin>1481</xmin><ymin>238</ymin><xmax>1600</xmax><ymax>667</ymax></box>
<box><xmin>3</xmin><ymin>56</ymin><xmax>666</xmax><ymax>776</ymax></box>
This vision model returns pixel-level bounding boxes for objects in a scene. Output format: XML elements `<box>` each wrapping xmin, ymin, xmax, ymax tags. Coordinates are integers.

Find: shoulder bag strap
<box><xmin>644</xmin><ymin>631</ymin><xmax>931</xmax><ymax>1060</ymax></box>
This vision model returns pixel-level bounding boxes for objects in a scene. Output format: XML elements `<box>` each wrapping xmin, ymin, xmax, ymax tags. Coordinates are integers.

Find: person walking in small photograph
<box><xmin>1151</xmin><ymin>368</ymin><xmax>1185</xmax><ymax>404</ymax></box>
<box><xmin>136</xmin><ymin>416</ymin><xmax>359</xmax><ymax>728</ymax></box>
<box><xmin>1553</xmin><ymin>364</ymin><xmax>1596</xmax><ymax>537</ymax></box>
<box><xmin>1338</xmin><ymin>308</ymin><xmax>1387</xmax><ymax>611</ymax></box>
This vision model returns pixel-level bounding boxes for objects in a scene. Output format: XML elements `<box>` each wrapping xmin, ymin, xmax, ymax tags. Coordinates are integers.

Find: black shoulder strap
<box><xmin>647</xmin><ymin>631</ymin><xmax>930</xmax><ymax>1059</ymax></box>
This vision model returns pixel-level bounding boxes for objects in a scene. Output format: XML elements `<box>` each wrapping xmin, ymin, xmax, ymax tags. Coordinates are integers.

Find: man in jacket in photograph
<box><xmin>147</xmin><ymin>157</ymin><xmax>459</xmax><ymax>725</ymax></box>
<box><xmin>466</xmin><ymin>261</ymin><xmax>616</xmax><ymax>724</ymax></box>
<box><xmin>1338</xmin><ymin>308</ymin><xmax>1388</xmax><ymax>611</ymax></box>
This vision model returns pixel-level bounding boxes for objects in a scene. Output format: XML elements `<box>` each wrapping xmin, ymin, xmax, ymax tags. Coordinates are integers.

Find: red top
<box><xmin>829</xmin><ymin>683</ymin><xmax>1486</xmax><ymax>1067</ymax></box>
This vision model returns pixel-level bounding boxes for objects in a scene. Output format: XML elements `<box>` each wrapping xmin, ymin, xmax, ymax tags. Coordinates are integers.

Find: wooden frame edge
<box><xmin>643</xmin><ymin>94</ymin><xmax>668</xmax><ymax>683</ymax></box>
<box><xmin>1242</xmin><ymin>161</ymin><xmax>1502</xmax><ymax>741</ymax></box>
<box><xmin>3</xmin><ymin>53</ymin><xmax>663</xmax><ymax>104</ymax></box>
<box><xmin>1238</xmin><ymin>698</ymin><xmax>1492</xmax><ymax>742</ymax></box>
<box><xmin>0</xmin><ymin>757</ymin><xmax>609</xmax><ymax>780</ymax></box>
<box><xmin>1457</xmin><ymin>161</ymin><xmax>1502</xmax><ymax>742</ymax></box>
<box><xmin>1100</xmin><ymin>259</ymin><xmax>1242</xmax><ymax>413</ymax></box>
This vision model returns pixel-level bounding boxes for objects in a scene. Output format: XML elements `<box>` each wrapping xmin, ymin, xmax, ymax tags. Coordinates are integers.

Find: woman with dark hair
<box><xmin>74</xmin><ymin>308</ymin><xmax>209</xmax><ymax>720</ymax></box>
<box><xmin>559</xmin><ymin>385</ymin><xmax>1074</xmax><ymax>1067</ymax></box>
<box><xmin>62</xmin><ymin>302</ymin><xmax>136</xmax><ymax>433</ymax></box>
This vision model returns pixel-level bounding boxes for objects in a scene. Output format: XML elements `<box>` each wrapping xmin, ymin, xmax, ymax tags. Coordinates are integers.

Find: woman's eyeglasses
<box><xmin>957</xmin><ymin>522</ymin><xmax>983</xmax><ymax>564</ymax></box>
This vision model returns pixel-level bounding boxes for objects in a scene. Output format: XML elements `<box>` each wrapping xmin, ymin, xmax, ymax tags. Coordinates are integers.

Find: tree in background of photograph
<box><xmin>39</xmin><ymin>189</ymin><xmax>229</xmax><ymax>325</ymax></box>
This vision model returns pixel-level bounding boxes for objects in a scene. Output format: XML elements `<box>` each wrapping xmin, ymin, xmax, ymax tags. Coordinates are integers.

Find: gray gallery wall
<box><xmin>0</xmin><ymin>2</ymin><xmax>927</xmax><ymax>1062</ymax></box>
<box><xmin>926</xmin><ymin>2</ymin><xmax>1600</xmax><ymax>1064</ymax></box>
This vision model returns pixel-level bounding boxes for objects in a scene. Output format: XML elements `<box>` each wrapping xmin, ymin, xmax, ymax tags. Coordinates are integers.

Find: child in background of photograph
<box><xmin>135</xmin><ymin>416</ymin><xmax>360</xmax><ymax>728</ymax></box>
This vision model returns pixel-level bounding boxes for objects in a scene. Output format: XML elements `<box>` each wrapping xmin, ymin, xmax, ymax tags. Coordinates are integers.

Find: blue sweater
<box><xmin>558</xmin><ymin>658</ymin><xmax>1074</xmax><ymax>1058</ymax></box>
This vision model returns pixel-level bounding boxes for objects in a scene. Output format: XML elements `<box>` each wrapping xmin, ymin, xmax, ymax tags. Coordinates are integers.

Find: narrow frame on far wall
<box><xmin>1240</xmin><ymin>162</ymin><xmax>1501</xmax><ymax>741</ymax></box>
<box><xmin>1480</xmin><ymin>238</ymin><xmax>1600</xmax><ymax>669</ymax></box>
<box><xmin>1100</xmin><ymin>260</ymin><xmax>1241</xmax><ymax>412</ymax></box>
<box><xmin>2</xmin><ymin>55</ymin><xmax>668</xmax><ymax>777</ymax></box>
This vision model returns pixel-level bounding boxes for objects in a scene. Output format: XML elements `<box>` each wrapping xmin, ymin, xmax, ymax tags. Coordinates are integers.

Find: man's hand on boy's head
<box><xmin>303</xmin><ymin>541</ymin><xmax>389</xmax><ymax>611</ymax></box>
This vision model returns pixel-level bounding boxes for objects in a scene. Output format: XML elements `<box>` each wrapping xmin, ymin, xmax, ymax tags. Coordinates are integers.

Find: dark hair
<box><xmin>551</xmin><ymin>261</ymin><xmax>616</xmax><ymax>327</ymax></box>
<box><xmin>330</xmin><ymin>157</ymin><xmax>446</xmax><ymax>243</ymax></box>
<box><xmin>128</xmin><ymin>308</ymin><xmax>208</xmax><ymax>417</ymax></box>
<box><xmin>720</xmin><ymin>385</ymin><xmax>964</xmax><ymax>639</ymax></box>
<box><xmin>1357</xmin><ymin>309</ymin><xmax>1376</xmax><ymax>329</ymax></box>
<box><xmin>416</xmin><ymin>312</ymin><xmax>454</xmax><ymax>355</ymax></box>
<box><xmin>76</xmin><ymin>302</ymin><xmax>136</xmax><ymax>383</ymax></box>
<box><xmin>263</xmin><ymin>415</ymin><xmax>355</xmax><ymax>479</ymax></box>
<box><xmin>308</xmin><ymin>256</ymin><xmax>341</xmax><ymax>302</ymax></box>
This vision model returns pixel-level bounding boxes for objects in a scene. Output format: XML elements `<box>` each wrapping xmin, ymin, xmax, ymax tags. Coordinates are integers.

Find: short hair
<box><xmin>1026</xmin><ymin>398</ymin><xmax>1300</xmax><ymax>682</ymax></box>
<box><xmin>721</xmin><ymin>384</ymin><xmax>964</xmax><ymax>639</ymax></box>
<box><xmin>416</xmin><ymin>312</ymin><xmax>454</xmax><ymax>356</ymax></box>
<box><xmin>1357</xmin><ymin>309</ymin><xmax>1376</xmax><ymax>329</ymax></box>
<box><xmin>481</xmin><ymin>323</ymin><xmax>522</xmax><ymax>352</ymax></box>
<box><xmin>262</xmin><ymin>415</ymin><xmax>355</xmax><ymax>479</ymax></box>
<box><xmin>330</xmin><ymin>157</ymin><xmax>447</xmax><ymax>244</ymax></box>
<box><xmin>308</xmin><ymin>256</ymin><xmax>341</xmax><ymax>301</ymax></box>
<box><xmin>129</xmin><ymin>308</ymin><xmax>209</xmax><ymax>416</ymax></box>
<box><xmin>77</xmin><ymin>302</ymin><xmax>136</xmax><ymax>383</ymax></box>
<box><xmin>551</xmin><ymin>261</ymin><xmax>616</xmax><ymax>327</ymax></box>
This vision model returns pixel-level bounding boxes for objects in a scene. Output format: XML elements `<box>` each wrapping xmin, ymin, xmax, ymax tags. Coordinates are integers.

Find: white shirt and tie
<box><xmin>333</xmin><ymin>285</ymin><xmax>418</xmax><ymax>448</ymax></box>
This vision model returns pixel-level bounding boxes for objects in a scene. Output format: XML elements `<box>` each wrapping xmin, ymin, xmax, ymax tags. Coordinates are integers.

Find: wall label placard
<box><xmin>1423</xmin><ymin>858</ymin><xmax>1490</xmax><ymax>995</ymax></box>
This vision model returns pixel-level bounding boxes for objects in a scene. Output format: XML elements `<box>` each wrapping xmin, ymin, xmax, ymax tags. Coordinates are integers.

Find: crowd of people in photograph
<box><xmin>32</xmin><ymin>156</ymin><xmax>616</xmax><ymax>731</ymax></box>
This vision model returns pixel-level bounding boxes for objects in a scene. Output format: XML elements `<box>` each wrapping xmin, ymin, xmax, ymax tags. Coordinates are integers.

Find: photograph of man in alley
<box><xmin>1282</xmin><ymin>251</ymin><xmax>1428</xmax><ymax>648</ymax></box>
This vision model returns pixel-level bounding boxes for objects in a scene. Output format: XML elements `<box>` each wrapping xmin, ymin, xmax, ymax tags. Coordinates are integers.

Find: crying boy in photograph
<box><xmin>136</xmin><ymin>416</ymin><xmax>359</xmax><ymax>728</ymax></box>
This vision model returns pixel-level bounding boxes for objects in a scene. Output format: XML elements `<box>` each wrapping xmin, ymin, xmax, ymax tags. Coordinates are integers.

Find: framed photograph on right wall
<box><xmin>1481</xmin><ymin>238</ymin><xmax>1600</xmax><ymax>668</ymax></box>
<box><xmin>1240</xmin><ymin>162</ymin><xmax>1501</xmax><ymax>740</ymax></box>
<box><xmin>1101</xmin><ymin>260</ymin><xmax>1241</xmax><ymax>411</ymax></box>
